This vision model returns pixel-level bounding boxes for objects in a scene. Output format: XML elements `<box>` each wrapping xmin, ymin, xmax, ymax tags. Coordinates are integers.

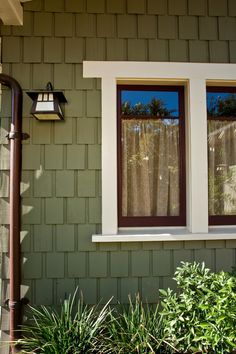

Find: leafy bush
<box><xmin>160</xmin><ymin>262</ymin><xmax>236</xmax><ymax>354</ymax></box>
<box><xmin>103</xmin><ymin>294</ymin><xmax>172</xmax><ymax>354</ymax></box>
<box><xmin>15</xmin><ymin>263</ymin><xmax>236</xmax><ymax>354</ymax></box>
<box><xmin>17</xmin><ymin>291</ymin><xmax>110</xmax><ymax>354</ymax></box>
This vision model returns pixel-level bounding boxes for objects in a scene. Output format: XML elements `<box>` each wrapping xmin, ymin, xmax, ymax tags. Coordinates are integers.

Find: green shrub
<box><xmin>17</xmin><ymin>291</ymin><xmax>110</xmax><ymax>354</ymax></box>
<box><xmin>16</xmin><ymin>262</ymin><xmax>236</xmax><ymax>354</ymax></box>
<box><xmin>103</xmin><ymin>294</ymin><xmax>173</xmax><ymax>354</ymax></box>
<box><xmin>160</xmin><ymin>262</ymin><xmax>236</xmax><ymax>354</ymax></box>
<box><xmin>17</xmin><ymin>293</ymin><xmax>171</xmax><ymax>354</ymax></box>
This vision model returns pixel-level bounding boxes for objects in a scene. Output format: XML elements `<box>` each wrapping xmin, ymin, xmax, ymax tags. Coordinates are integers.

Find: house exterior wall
<box><xmin>0</xmin><ymin>0</ymin><xmax>236</xmax><ymax>324</ymax></box>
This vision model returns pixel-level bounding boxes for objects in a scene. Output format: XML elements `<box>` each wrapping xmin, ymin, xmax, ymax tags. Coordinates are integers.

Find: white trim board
<box><xmin>83</xmin><ymin>61</ymin><xmax>236</xmax><ymax>241</ymax></box>
<box><xmin>84</xmin><ymin>62</ymin><xmax>236</xmax><ymax>81</ymax></box>
<box><xmin>92</xmin><ymin>233</ymin><xmax>236</xmax><ymax>242</ymax></box>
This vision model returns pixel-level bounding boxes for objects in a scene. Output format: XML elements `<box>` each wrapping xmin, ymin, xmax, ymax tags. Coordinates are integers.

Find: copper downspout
<box><xmin>0</xmin><ymin>74</ymin><xmax>24</xmax><ymax>352</ymax></box>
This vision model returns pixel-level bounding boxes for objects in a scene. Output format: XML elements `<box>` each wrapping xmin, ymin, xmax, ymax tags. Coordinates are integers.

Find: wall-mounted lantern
<box><xmin>26</xmin><ymin>82</ymin><xmax>67</xmax><ymax>121</ymax></box>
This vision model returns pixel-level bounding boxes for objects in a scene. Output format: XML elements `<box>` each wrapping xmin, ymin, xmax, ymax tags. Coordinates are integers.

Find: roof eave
<box><xmin>0</xmin><ymin>0</ymin><xmax>28</xmax><ymax>26</ymax></box>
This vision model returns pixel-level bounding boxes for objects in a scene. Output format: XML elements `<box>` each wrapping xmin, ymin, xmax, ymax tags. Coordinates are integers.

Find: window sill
<box><xmin>92</xmin><ymin>227</ymin><xmax>236</xmax><ymax>242</ymax></box>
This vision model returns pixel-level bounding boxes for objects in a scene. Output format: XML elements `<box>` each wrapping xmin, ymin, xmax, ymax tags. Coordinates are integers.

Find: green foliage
<box><xmin>15</xmin><ymin>263</ymin><xmax>236</xmax><ymax>354</ymax></box>
<box><xmin>16</xmin><ymin>294</ymin><xmax>171</xmax><ymax>354</ymax></box>
<box><xmin>17</xmin><ymin>291</ymin><xmax>110</xmax><ymax>354</ymax></box>
<box><xmin>160</xmin><ymin>262</ymin><xmax>236</xmax><ymax>354</ymax></box>
<box><xmin>103</xmin><ymin>294</ymin><xmax>172</xmax><ymax>354</ymax></box>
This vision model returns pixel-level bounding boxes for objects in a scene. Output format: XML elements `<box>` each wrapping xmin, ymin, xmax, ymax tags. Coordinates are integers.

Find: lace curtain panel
<box><xmin>208</xmin><ymin>120</ymin><xmax>236</xmax><ymax>216</ymax></box>
<box><xmin>121</xmin><ymin>119</ymin><xmax>180</xmax><ymax>217</ymax></box>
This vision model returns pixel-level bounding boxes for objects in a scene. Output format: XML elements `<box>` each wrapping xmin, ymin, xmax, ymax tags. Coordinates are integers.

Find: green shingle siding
<box><xmin>0</xmin><ymin>0</ymin><xmax>236</xmax><ymax>315</ymax></box>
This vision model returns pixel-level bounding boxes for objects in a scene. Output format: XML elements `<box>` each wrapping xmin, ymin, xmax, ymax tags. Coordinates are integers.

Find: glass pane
<box><xmin>121</xmin><ymin>119</ymin><xmax>180</xmax><ymax>217</ymax></box>
<box><xmin>207</xmin><ymin>91</ymin><xmax>236</xmax><ymax>118</ymax></box>
<box><xmin>121</xmin><ymin>90</ymin><xmax>179</xmax><ymax>117</ymax></box>
<box><xmin>208</xmin><ymin>120</ymin><xmax>236</xmax><ymax>215</ymax></box>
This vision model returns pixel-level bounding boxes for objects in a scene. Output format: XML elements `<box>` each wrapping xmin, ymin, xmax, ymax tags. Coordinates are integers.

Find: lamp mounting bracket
<box><xmin>46</xmin><ymin>82</ymin><xmax>53</xmax><ymax>91</ymax></box>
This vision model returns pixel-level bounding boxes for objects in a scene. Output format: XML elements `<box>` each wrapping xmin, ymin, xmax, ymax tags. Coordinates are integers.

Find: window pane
<box><xmin>207</xmin><ymin>92</ymin><xmax>236</xmax><ymax>119</ymax></box>
<box><xmin>208</xmin><ymin>120</ymin><xmax>236</xmax><ymax>215</ymax></box>
<box><xmin>121</xmin><ymin>90</ymin><xmax>179</xmax><ymax>117</ymax></box>
<box><xmin>121</xmin><ymin>119</ymin><xmax>180</xmax><ymax>217</ymax></box>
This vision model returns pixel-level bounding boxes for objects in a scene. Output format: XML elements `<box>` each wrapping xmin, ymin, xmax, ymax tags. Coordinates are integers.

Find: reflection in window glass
<box><xmin>121</xmin><ymin>90</ymin><xmax>179</xmax><ymax>117</ymax></box>
<box><xmin>207</xmin><ymin>92</ymin><xmax>236</xmax><ymax>118</ymax></box>
<box><xmin>207</xmin><ymin>89</ymin><xmax>236</xmax><ymax>217</ymax></box>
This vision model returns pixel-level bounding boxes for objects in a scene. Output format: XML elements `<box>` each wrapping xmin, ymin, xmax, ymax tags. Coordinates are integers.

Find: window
<box><xmin>207</xmin><ymin>86</ymin><xmax>236</xmax><ymax>225</ymax></box>
<box><xmin>117</xmin><ymin>85</ymin><xmax>186</xmax><ymax>227</ymax></box>
<box><xmin>84</xmin><ymin>61</ymin><xmax>236</xmax><ymax>241</ymax></box>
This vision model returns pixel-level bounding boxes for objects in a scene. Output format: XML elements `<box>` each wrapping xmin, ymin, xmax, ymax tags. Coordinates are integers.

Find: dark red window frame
<box><xmin>207</xmin><ymin>86</ymin><xmax>236</xmax><ymax>226</ymax></box>
<box><xmin>117</xmin><ymin>84</ymin><xmax>186</xmax><ymax>227</ymax></box>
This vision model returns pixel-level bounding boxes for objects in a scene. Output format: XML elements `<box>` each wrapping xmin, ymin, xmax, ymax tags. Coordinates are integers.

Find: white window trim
<box><xmin>83</xmin><ymin>61</ymin><xmax>236</xmax><ymax>242</ymax></box>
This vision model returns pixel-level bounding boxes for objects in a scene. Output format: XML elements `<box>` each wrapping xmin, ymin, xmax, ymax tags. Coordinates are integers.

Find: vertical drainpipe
<box><xmin>0</xmin><ymin>74</ymin><xmax>27</xmax><ymax>352</ymax></box>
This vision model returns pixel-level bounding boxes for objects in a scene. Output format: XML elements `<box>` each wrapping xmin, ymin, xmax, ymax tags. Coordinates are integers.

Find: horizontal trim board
<box><xmin>92</xmin><ymin>232</ymin><xmax>236</xmax><ymax>242</ymax></box>
<box><xmin>84</xmin><ymin>62</ymin><xmax>236</xmax><ymax>81</ymax></box>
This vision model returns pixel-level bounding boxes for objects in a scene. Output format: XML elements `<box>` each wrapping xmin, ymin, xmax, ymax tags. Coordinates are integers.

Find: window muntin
<box><xmin>118</xmin><ymin>85</ymin><xmax>186</xmax><ymax>227</ymax></box>
<box><xmin>207</xmin><ymin>87</ymin><xmax>236</xmax><ymax>225</ymax></box>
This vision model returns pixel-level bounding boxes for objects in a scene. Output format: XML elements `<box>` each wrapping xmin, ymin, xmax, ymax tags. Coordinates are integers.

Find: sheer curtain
<box><xmin>208</xmin><ymin>120</ymin><xmax>236</xmax><ymax>215</ymax></box>
<box><xmin>122</xmin><ymin>119</ymin><xmax>180</xmax><ymax>217</ymax></box>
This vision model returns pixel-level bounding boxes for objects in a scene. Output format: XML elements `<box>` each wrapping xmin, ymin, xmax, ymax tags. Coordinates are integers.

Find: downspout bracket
<box><xmin>8</xmin><ymin>300</ymin><xmax>21</xmax><ymax>310</ymax></box>
<box><xmin>4</xmin><ymin>298</ymin><xmax>30</xmax><ymax>308</ymax></box>
<box><xmin>6</xmin><ymin>132</ymin><xmax>30</xmax><ymax>140</ymax></box>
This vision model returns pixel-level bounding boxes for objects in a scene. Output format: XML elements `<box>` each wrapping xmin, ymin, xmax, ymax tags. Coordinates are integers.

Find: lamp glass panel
<box><xmin>35</xmin><ymin>101</ymin><xmax>54</xmax><ymax>111</ymax></box>
<box><xmin>38</xmin><ymin>93</ymin><xmax>43</xmax><ymax>101</ymax></box>
<box><xmin>49</xmin><ymin>93</ymin><xmax>53</xmax><ymax>101</ymax></box>
<box><xmin>43</xmin><ymin>93</ymin><xmax>48</xmax><ymax>101</ymax></box>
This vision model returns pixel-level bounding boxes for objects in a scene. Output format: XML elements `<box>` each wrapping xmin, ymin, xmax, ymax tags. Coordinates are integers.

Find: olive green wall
<box><xmin>1</xmin><ymin>0</ymin><xmax>236</xmax><ymax>328</ymax></box>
